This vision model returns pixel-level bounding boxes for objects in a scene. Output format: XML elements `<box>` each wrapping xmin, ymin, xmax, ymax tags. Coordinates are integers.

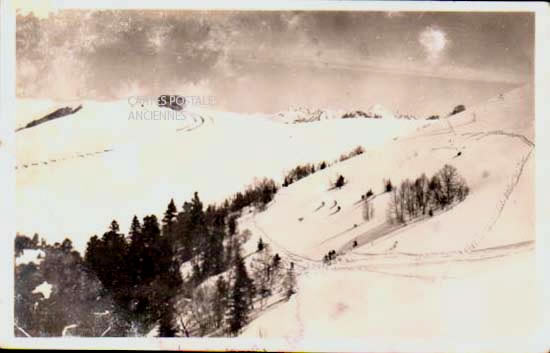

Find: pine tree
<box><xmin>213</xmin><ymin>276</ymin><xmax>229</xmax><ymax>330</ymax></box>
<box><xmin>335</xmin><ymin>175</ymin><xmax>345</xmax><ymax>188</ymax></box>
<box><xmin>227</xmin><ymin>215</ymin><xmax>238</xmax><ymax>236</ymax></box>
<box><xmin>137</xmin><ymin>215</ymin><xmax>161</xmax><ymax>283</ymax></box>
<box><xmin>162</xmin><ymin>198</ymin><xmax>177</xmax><ymax>236</ymax></box>
<box><xmin>227</xmin><ymin>253</ymin><xmax>253</xmax><ymax>336</ymax></box>
<box><xmin>129</xmin><ymin>216</ymin><xmax>142</xmax><ymax>243</ymax></box>
<box><xmin>97</xmin><ymin>220</ymin><xmax>129</xmax><ymax>290</ymax></box>
<box><xmin>273</xmin><ymin>253</ymin><xmax>281</xmax><ymax>267</ymax></box>
<box><xmin>128</xmin><ymin>215</ymin><xmax>144</xmax><ymax>284</ymax></box>
<box><xmin>175</xmin><ymin>192</ymin><xmax>207</xmax><ymax>262</ymax></box>
<box><xmin>201</xmin><ymin>226</ymin><xmax>225</xmax><ymax>278</ymax></box>
<box><xmin>385</xmin><ymin>179</ymin><xmax>393</xmax><ymax>193</ymax></box>
<box><xmin>32</xmin><ymin>234</ymin><xmax>39</xmax><ymax>248</ymax></box>
<box><xmin>84</xmin><ymin>235</ymin><xmax>103</xmax><ymax>273</ymax></box>
<box><xmin>257</xmin><ymin>237</ymin><xmax>264</xmax><ymax>252</ymax></box>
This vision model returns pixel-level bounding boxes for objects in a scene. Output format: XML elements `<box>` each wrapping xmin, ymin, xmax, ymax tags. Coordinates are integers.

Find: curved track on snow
<box><xmin>15</xmin><ymin>110</ymin><xmax>211</xmax><ymax>172</ymax></box>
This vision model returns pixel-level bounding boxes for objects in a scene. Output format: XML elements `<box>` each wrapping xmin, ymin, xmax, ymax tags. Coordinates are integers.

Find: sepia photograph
<box><xmin>3</xmin><ymin>1</ymin><xmax>549</xmax><ymax>351</ymax></box>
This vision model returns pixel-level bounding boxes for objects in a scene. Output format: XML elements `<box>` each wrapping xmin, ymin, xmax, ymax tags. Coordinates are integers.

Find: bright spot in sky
<box><xmin>419</xmin><ymin>26</ymin><xmax>449</xmax><ymax>63</ymax></box>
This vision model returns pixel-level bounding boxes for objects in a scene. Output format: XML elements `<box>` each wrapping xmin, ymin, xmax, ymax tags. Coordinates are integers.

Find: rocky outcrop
<box><xmin>17</xmin><ymin>105</ymin><xmax>83</xmax><ymax>132</ymax></box>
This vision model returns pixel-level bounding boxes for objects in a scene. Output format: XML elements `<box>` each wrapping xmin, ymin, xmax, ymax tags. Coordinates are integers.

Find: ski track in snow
<box><xmin>250</xmin><ymin>210</ymin><xmax>321</xmax><ymax>271</ymax></box>
<box><xmin>248</xmin><ymin>114</ymin><xmax>535</xmax><ymax>281</ymax></box>
<box><xmin>15</xmin><ymin>110</ymin><xmax>209</xmax><ymax>171</ymax></box>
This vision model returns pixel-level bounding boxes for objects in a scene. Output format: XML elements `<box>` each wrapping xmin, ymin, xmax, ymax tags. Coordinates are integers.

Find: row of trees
<box><xmin>170</xmin><ymin>242</ymin><xmax>295</xmax><ymax>337</ymax></box>
<box><xmin>424</xmin><ymin>104</ymin><xmax>466</xmax><ymax>120</ymax></box>
<box><xmin>282</xmin><ymin>146</ymin><xmax>365</xmax><ymax>188</ymax></box>
<box><xmin>82</xmin><ymin>184</ymin><xmax>276</xmax><ymax>336</ymax></box>
<box><xmin>386</xmin><ymin>164</ymin><xmax>469</xmax><ymax>224</ymax></box>
<box><xmin>227</xmin><ymin>178</ymin><xmax>278</xmax><ymax>212</ymax></box>
<box><xmin>15</xmin><ymin>175</ymin><xmax>294</xmax><ymax>338</ymax></box>
<box><xmin>338</xmin><ymin>145</ymin><xmax>365</xmax><ymax>162</ymax></box>
<box><xmin>341</xmin><ymin>110</ymin><xmax>381</xmax><ymax>119</ymax></box>
<box><xmin>283</xmin><ymin>163</ymin><xmax>317</xmax><ymax>187</ymax></box>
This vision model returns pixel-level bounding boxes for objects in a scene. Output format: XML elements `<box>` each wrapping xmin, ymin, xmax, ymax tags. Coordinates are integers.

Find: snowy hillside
<box><xmin>239</xmin><ymin>84</ymin><xmax>536</xmax><ymax>344</ymax></box>
<box><xmin>15</xmin><ymin>99</ymin><xmax>423</xmax><ymax>251</ymax></box>
<box><xmin>14</xmin><ymin>84</ymin><xmax>536</xmax><ymax>346</ymax></box>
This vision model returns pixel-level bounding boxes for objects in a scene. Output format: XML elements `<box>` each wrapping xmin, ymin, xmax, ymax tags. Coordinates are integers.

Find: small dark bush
<box><xmin>335</xmin><ymin>175</ymin><xmax>345</xmax><ymax>188</ymax></box>
<box><xmin>385</xmin><ymin>179</ymin><xmax>393</xmax><ymax>193</ymax></box>
<box><xmin>450</xmin><ymin>104</ymin><xmax>466</xmax><ymax>116</ymax></box>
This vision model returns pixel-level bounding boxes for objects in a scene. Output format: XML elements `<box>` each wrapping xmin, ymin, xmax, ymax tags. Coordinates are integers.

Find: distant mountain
<box><xmin>272</xmin><ymin>104</ymin><xmax>419</xmax><ymax>123</ymax></box>
<box><xmin>366</xmin><ymin>104</ymin><xmax>396</xmax><ymax>120</ymax></box>
<box><xmin>272</xmin><ymin>106</ymin><xmax>342</xmax><ymax>123</ymax></box>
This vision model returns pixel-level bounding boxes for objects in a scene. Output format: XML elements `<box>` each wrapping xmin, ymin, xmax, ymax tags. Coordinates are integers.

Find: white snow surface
<box><xmin>15</xmin><ymin>84</ymin><xmax>539</xmax><ymax>348</ymax></box>
<box><xmin>16</xmin><ymin>100</ymin><xmax>421</xmax><ymax>251</ymax></box>
<box><xmin>238</xmin><ymin>84</ymin><xmax>537</xmax><ymax>347</ymax></box>
<box><xmin>32</xmin><ymin>281</ymin><xmax>53</xmax><ymax>299</ymax></box>
<box><xmin>15</xmin><ymin>249</ymin><xmax>45</xmax><ymax>266</ymax></box>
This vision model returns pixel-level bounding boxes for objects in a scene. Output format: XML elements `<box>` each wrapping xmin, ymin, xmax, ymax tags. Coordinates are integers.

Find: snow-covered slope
<box><xmin>15</xmin><ymin>100</ymin><xmax>423</xmax><ymax>251</ymax></box>
<box><xmin>240</xmin><ymin>84</ymin><xmax>536</xmax><ymax>346</ymax></box>
<box><xmin>241</xmin><ymin>84</ymin><xmax>534</xmax><ymax>259</ymax></box>
<box><xmin>271</xmin><ymin>103</ymin><xmax>400</xmax><ymax>124</ymax></box>
<box><xmin>15</xmin><ymin>83</ymin><xmax>537</xmax><ymax>347</ymax></box>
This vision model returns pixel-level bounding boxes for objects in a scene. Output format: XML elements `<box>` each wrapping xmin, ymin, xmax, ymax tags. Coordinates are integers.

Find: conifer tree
<box><xmin>257</xmin><ymin>237</ymin><xmax>264</xmax><ymax>252</ymax></box>
<box><xmin>162</xmin><ymin>198</ymin><xmax>177</xmax><ymax>236</ymax></box>
<box><xmin>201</xmin><ymin>226</ymin><xmax>225</xmax><ymax>278</ymax></box>
<box><xmin>213</xmin><ymin>276</ymin><xmax>229</xmax><ymax>330</ymax></box>
<box><xmin>129</xmin><ymin>215</ymin><xmax>142</xmax><ymax>244</ymax></box>
<box><xmin>227</xmin><ymin>253</ymin><xmax>253</xmax><ymax>336</ymax></box>
<box><xmin>98</xmin><ymin>220</ymin><xmax>129</xmax><ymax>290</ymax></box>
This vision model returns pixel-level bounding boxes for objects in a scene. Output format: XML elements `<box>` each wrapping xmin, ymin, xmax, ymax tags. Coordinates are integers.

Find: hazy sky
<box><xmin>16</xmin><ymin>10</ymin><xmax>533</xmax><ymax>116</ymax></box>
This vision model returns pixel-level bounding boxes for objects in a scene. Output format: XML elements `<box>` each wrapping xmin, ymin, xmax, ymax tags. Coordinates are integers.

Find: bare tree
<box><xmin>362</xmin><ymin>197</ymin><xmax>375</xmax><ymax>221</ymax></box>
<box><xmin>438</xmin><ymin>164</ymin><xmax>459</xmax><ymax>207</ymax></box>
<box><xmin>387</xmin><ymin>188</ymin><xmax>404</xmax><ymax>224</ymax></box>
<box><xmin>414</xmin><ymin>173</ymin><xmax>430</xmax><ymax>215</ymax></box>
<box><xmin>250</xmin><ymin>244</ymin><xmax>274</xmax><ymax>309</ymax></box>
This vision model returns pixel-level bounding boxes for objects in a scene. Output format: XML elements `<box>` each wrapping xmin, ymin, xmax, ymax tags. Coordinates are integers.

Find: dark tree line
<box><xmin>228</xmin><ymin>178</ymin><xmax>278</xmax><ymax>212</ymax></box>
<box><xmin>15</xmin><ymin>176</ymin><xmax>296</xmax><ymax>337</ymax></box>
<box><xmin>84</xmin><ymin>217</ymin><xmax>182</xmax><ymax>336</ymax></box>
<box><xmin>386</xmin><ymin>164</ymin><xmax>469</xmax><ymax>224</ymax></box>
<box><xmin>283</xmin><ymin>163</ymin><xmax>317</xmax><ymax>187</ymax></box>
<box><xmin>338</xmin><ymin>145</ymin><xmax>364</xmax><ymax>162</ymax></box>
<box><xmin>282</xmin><ymin>146</ymin><xmax>364</xmax><ymax>188</ymax></box>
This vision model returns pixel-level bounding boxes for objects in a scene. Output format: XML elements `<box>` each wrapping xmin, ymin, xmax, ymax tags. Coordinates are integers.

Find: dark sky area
<box><xmin>16</xmin><ymin>10</ymin><xmax>533</xmax><ymax>116</ymax></box>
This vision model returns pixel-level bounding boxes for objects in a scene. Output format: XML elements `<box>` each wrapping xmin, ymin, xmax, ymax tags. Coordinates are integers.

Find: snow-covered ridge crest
<box><xmin>272</xmin><ymin>104</ymin><xmax>418</xmax><ymax>123</ymax></box>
